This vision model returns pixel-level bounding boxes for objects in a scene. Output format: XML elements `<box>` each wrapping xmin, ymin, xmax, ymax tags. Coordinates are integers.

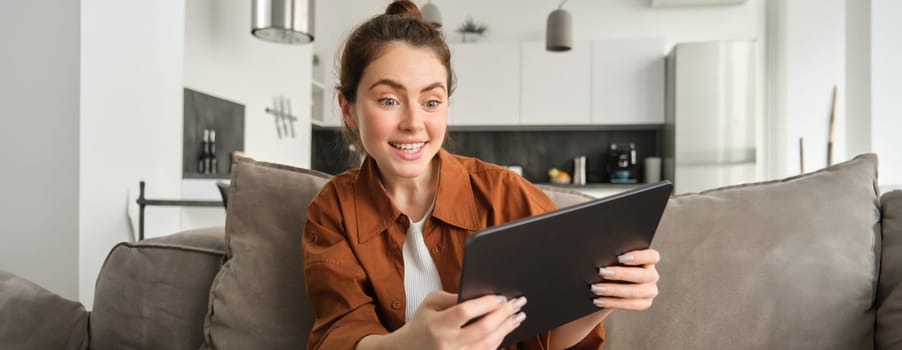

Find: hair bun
<box><xmin>385</xmin><ymin>0</ymin><xmax>423</xmax><ymax>20</ymax></box>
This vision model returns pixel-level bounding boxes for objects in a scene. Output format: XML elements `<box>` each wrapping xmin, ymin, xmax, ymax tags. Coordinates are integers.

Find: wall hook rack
<box><xmin>265</xmin><ymin>95</ymin><xmax>298</xmax><ymax>139</ymax></box>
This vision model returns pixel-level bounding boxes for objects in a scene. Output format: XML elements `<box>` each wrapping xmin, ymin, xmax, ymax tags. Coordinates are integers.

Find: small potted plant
<box><xmin>456</xmin><ymin>16</ymin><xmax>487</xmax><ymax>43</ymax></box>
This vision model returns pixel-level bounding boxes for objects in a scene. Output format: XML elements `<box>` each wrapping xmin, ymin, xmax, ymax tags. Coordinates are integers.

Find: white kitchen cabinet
<box><xmin>449</xmin><ymin>43</ymin><xmax>521</xmax><ymax>125</ymax></box>
<box><xmin>520</xmin><ymin>41</ymin><xmax>592</xmax><ymax>125</ymax></box>
<box><xmin>591</xmin><ymin>39</ymin><xmax>665</xmax><ymax>125</ymax></box>
<box><xmin>314</xmin><ymin>39</ymin><xmax>666</xmax><ymax>128</ymax></box>
<box><xmin>312</xmin><ymin>52</ymin><xmax>342</xmax><ymax>127</ymax></box>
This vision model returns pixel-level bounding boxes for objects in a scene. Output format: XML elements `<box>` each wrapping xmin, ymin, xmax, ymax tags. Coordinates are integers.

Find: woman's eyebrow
<box><xmin>420</xmin><ymin>82</ymin><xmax>446</xmax><ymax>93</ymax></box>
<box><xmin>369</xmin><ymin>79</ymin><xmax>404</xmax><ymax>91</ymax></box>
<box><xmin>368</xmin><ymin>80</ymin><xmax>446</xmax><ymax>94</ymax></box>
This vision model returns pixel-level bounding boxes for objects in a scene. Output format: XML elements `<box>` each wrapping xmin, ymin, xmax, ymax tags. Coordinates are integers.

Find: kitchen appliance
<box><xmin>664</xmin><ymin>40</ymin><xmax>757</xmax><ymax>193</ymax></box>
<box><xmin>252</xmin><ymin>0</ymin><xmax>315</xmax><ymax>45</ymax></box>
<box><xmin>606</xmin><ymin>143</ymin><xmax>638</xmax><ymax>183</ymax></box>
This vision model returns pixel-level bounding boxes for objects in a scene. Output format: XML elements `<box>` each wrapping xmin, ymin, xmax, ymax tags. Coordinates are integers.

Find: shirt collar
<box><xmin>432</xmin><ymin>149</ymin><xmax>480</xmax><ymax>231</ymax></box>
<box><xmin>353</xmin><ymin>149</ymin><xmax>480</xmax><ymax>244</ymax></box>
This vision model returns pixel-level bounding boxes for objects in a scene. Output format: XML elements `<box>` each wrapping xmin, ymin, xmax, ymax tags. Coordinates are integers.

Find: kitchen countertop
<box><xmin>534</xmin><ymin>182</ymin><xmax>648</xmax><ymax>198</ymax></box>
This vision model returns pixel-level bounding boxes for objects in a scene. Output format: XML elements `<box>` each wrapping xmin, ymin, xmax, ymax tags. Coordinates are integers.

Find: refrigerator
<box><xmin>663</xmin><ymin>40</ymin><xmax>757</xmax><ymax>194</ymax></box>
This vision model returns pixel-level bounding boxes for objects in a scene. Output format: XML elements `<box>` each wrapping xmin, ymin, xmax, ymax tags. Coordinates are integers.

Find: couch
<box><xmin>1</xmin><ymin>153</ymin><xmax>900</xmax><ymax>349</ymax></box>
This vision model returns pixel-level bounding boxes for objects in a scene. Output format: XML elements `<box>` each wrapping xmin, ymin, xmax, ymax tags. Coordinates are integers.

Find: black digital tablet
<box><xmin>457</xmin><ymin>181</ymin><xmax>673</xmax><ymax>347</ymax></box>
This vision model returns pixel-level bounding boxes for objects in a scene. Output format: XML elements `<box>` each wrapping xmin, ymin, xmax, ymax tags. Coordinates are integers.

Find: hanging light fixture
<box><xmin>421</xmin><ymin>0</ymin><xmax>443</xmax><ymax>28</ymax></box>
<box><xmin>252</xmin><ymin>0</ymin><xmax>315</xmax><ymax>45</ymax></box>
<box><xmin>546</xmin><ymin>0</ymin><xmax>572</xmax><ymax>52</ymax></box>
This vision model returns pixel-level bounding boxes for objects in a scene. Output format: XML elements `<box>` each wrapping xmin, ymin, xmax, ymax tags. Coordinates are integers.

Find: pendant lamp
<box><xmin>421</xmin><ymin>1</ymin><xmax>443</xmax><ymax>28</ymax></box>
<box><xmin>546</xmin><ymin>0</ymin><xmax>572</xmax><ymax>52</ymax></box>
<box><xmin>252</xmin><ymin>0</ymin><xmax>315</xmax><ymax>45</ymax></box>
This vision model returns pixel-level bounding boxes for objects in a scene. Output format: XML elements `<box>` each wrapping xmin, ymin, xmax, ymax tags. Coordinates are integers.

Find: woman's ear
<box><xmin>338</xmin><ymin>93</ymin><xmax>358</xmax><ymax>130</ymax></box>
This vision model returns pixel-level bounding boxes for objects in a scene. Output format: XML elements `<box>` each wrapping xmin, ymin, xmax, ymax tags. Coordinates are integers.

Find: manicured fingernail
<box><xmin>618</xmin><ymin>254</ymin><xmax>634</xmax><ymax>263</ymax></box>
<box><xmin>512</xmin><ymin>312</ymin><xmax>526</xmax><ymax>324</ymax></box>
<box><xmin>599</xmin><ymin>268</ymin><xmax>615</xmax><ymax>277</ymax></box>
<box><xmin>591</xmin><ymin>284</ymin><xmax>607</xmax><ymax>294</ymax></box>
<box><xmin>593</xmin><ymin>299</ymin><xmax>605</xmax><ymax>307</ymax></box>
<box><xmin>512</xmin><ymin>296</ymin><xmax>528</xmax><ymax>309</ymax></box>
<box><xmin>497</xmin><ymin>296</ymin><xmax>507</xmax><ymax>304</ymax></box>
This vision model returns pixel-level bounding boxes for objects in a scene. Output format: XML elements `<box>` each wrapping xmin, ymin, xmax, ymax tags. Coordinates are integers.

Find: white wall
<box><xmin>770</xmin><ymin>0</ymin><xmax>846</xmax><ymax>176</ymax></box>
<box><xmin>79</xmin><ymin>0</ymin><xmax>185</xmax><ymax>308</ymax></box>
<box><xmin>871</xmin><ymin>0</ymin><xmax>902</xmax><ymax>188</ymax></box>
<box><xmin>0</xmin><ymin>0</ymin><xmax>81</xmax><ymax>300</ymax></box>
<box><xmin>767</xmin><ymin>0</ymin><xmax>900</xmax><ymax>184</ymax></box>
<box><xmin>184</xmin><ymin>0</ymin><xmax>313</xmax><ymax>168</ymax></box>
<box><xmin>844</xmin><ymin>0</ymin><xmax>870</xmax><ymax>160</ymax></box>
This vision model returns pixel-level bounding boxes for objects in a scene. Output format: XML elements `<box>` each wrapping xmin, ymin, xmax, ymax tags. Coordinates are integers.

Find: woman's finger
<box><xmin>592</xmin><ymin>296</ymin><xmax>655</xmax><ymax>311</ymax></box>
<box><xmin>440</xmin><ymin>294</ymin><xmax>508</xmax><ymax>327</ymax></box>
<box><xmin>617</xmin><ymin>249</ymin><xmax>661</xmax><ymax>266</ymax></box>
<box><xmin>590</xmin><ymin>282</ymin><xmax>658</xmax><ymax>300</ymax></box>
<box><xmin>458</xmin><ymin>296</ymin><xmax>526</xmax><ymax>345</ymax></box>
<box><xmin>598</xmin><ymin>264</ymin><xmax>659</xmax><ymax>284</ymax></box>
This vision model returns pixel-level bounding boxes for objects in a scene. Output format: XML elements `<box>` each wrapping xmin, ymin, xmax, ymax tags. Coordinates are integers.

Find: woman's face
<box><xmin>342</xmin><ymin>42</ymin><xmax>449</xmax><ymax>185</ymax></box>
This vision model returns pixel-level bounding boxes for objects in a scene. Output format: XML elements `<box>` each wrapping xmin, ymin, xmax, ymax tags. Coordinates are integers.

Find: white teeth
<box><xmin>390</xmin><ymin>142</ymin><xmax>425</xmax><ymax>153</ymax></box>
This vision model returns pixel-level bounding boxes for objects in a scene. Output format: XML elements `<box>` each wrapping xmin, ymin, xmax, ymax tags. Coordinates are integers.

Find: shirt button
<box><xmin>398</xmin><ymin>215</ymin><xmax>409</xmax><ymax>225</ymax></box>
<box><xmin>391</xmin><ymin>301</ymin><xmax>402</xmax><ymax>309</ymax></box>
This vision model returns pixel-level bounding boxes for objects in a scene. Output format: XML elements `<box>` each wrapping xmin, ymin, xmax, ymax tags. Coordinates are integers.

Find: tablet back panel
<box><xmin>458</xmin><ymin>181</ymin><xmax>672</xmax><ymax>347</ymax></box>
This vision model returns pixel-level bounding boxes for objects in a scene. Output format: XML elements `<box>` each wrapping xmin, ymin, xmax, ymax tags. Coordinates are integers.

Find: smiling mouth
<box><xmin>389</xmin><ymin>142</ymin><xmax>426</xmax><ymax>153</ymax></box>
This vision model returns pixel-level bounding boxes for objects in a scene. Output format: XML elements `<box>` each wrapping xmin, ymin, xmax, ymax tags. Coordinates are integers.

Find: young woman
<box><xmin>302</xmin><ymin>1</ymin><xmax>660</xmax><ymax>349</ymax></box>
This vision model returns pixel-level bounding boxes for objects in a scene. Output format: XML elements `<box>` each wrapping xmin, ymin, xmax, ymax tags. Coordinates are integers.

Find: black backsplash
<box><xmin>311</xmin><ymin>126</ymin><xmax>662</xmax><ymax>184</ymax></box>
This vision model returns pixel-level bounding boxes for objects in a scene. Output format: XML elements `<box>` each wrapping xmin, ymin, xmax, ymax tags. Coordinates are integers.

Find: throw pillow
<box><xmin>201</xmin><ymin>157</ymin><xmax>331</xmax><ymax>349</ymax></box>
<box><xmin>602</xmin><ymin>154</ymin><xmax>881</xmax><ymax>349</ymax></box>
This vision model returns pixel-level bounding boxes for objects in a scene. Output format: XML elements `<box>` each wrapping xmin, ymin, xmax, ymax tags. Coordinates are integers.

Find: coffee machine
<box><xmin>605</xmin><ymin>143</ymin><xmax>638</xmax><ymax>183</ymax></box>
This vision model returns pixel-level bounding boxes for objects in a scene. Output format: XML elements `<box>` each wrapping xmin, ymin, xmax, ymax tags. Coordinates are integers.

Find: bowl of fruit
<box><xmin>547</xmin><ymin>168</ymin><xmax>571</xmax><ymax>185</ymax></box>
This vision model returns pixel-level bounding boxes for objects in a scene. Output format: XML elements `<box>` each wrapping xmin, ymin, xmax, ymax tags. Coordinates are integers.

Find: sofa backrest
<box><xmin>0</xmin><ymin>270</ymin><xmax>89</xmax><ymax>350</ymax></box>
<box><xmin>89</xmin><ymin>227</ymin><xmax>225</xmax><ymax>350</ymax></box>
<box><xmin>877</xmin><ymin>190</ymin><xmax>902</xmax><ymax>349</ymax></box>
<box><xmin>96</xmin><ymin>154</ymin><xmax>902</xmax><ymax>350</ymax></box>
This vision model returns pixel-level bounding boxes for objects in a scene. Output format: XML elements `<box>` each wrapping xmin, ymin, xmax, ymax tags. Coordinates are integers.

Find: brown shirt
<box><xmin>303</xmin><ymin>149</ymin><xmax>604</xmax><ymax>349</ymax></box>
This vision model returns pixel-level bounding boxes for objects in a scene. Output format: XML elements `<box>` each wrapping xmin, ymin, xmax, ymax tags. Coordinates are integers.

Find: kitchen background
<box><xmin>312</xmin><ymin>126</ymin><xmax>661</xmax><ymax>186</ymax></box>
<box><xmin>3</xmin><ymin>0</ymin><xmax>900</xmax><ymax>310</ymax></box>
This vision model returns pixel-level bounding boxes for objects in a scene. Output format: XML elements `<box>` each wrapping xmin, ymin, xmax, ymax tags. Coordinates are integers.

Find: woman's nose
<box><xmin>398</xmin><ymin>105</ymin><xmax>424</xmax><ymax>130</ymax></box>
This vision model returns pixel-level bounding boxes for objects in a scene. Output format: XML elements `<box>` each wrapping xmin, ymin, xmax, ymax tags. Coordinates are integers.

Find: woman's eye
<box><xmin>424</xmin><ymin>99</ymin><xmax>441</xmax><ymax>108</ymax></box>
<box><xmin>378</xmin><ymin>98</ymin><xmax>398</xmax><ymax>107</ymax></box>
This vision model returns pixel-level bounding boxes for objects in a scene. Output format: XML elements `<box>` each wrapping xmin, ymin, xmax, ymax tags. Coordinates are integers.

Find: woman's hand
<box><xmin>591</xmin><ymin>248</ymin><xmax>660</xmax><ymax>310</ymax></box>
<box><xmin>548</xmin><ymin>249</ymin><xmax>661</xmax><ymax>349</ymax></box>
<box><xmin>357</xmin><ymin>291</ymin><xmax>526</xmax><ymax>350</ymax></box>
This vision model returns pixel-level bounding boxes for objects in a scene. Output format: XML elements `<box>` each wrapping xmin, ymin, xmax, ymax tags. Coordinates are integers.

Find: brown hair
<box><xmin>337</xmin><ymin>0</ymin><xmax>454</xmax><ymax>161</ymax></box>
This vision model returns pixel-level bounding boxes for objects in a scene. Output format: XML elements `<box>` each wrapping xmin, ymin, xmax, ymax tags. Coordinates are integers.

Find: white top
<box><xmin>403</xmin><ymin>204</ymin><xmax>442</xmax><ymax>321</ymax></box>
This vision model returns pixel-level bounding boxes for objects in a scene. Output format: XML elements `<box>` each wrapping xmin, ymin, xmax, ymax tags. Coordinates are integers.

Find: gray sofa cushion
<box><xmin>0</xmin><ymin>270</ymin><xmax>89</xmax><ymax>350</ymax></box>
<box><xmin>201</xmin><ymin>157</ymin><xmax>331</xmax><ymax>350</ymax></box>
<box><xmin>878</xmin><ymin>190</ymin><xmax>902</xmax><ymax>350</ymax></box>
<box><xmin>536</xmin><ymin>184</ymin><xmax>596</xmax><ymax>206</ymax></box>
<box><xmin>603</xmin><ymin>154</ymin><xmax>881</xmax><ymax>349</ymax></box>
<box><xmin>90</xmin><ymin>227</ymin><xmax>226</xmax><ymax>350</ymax></box>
